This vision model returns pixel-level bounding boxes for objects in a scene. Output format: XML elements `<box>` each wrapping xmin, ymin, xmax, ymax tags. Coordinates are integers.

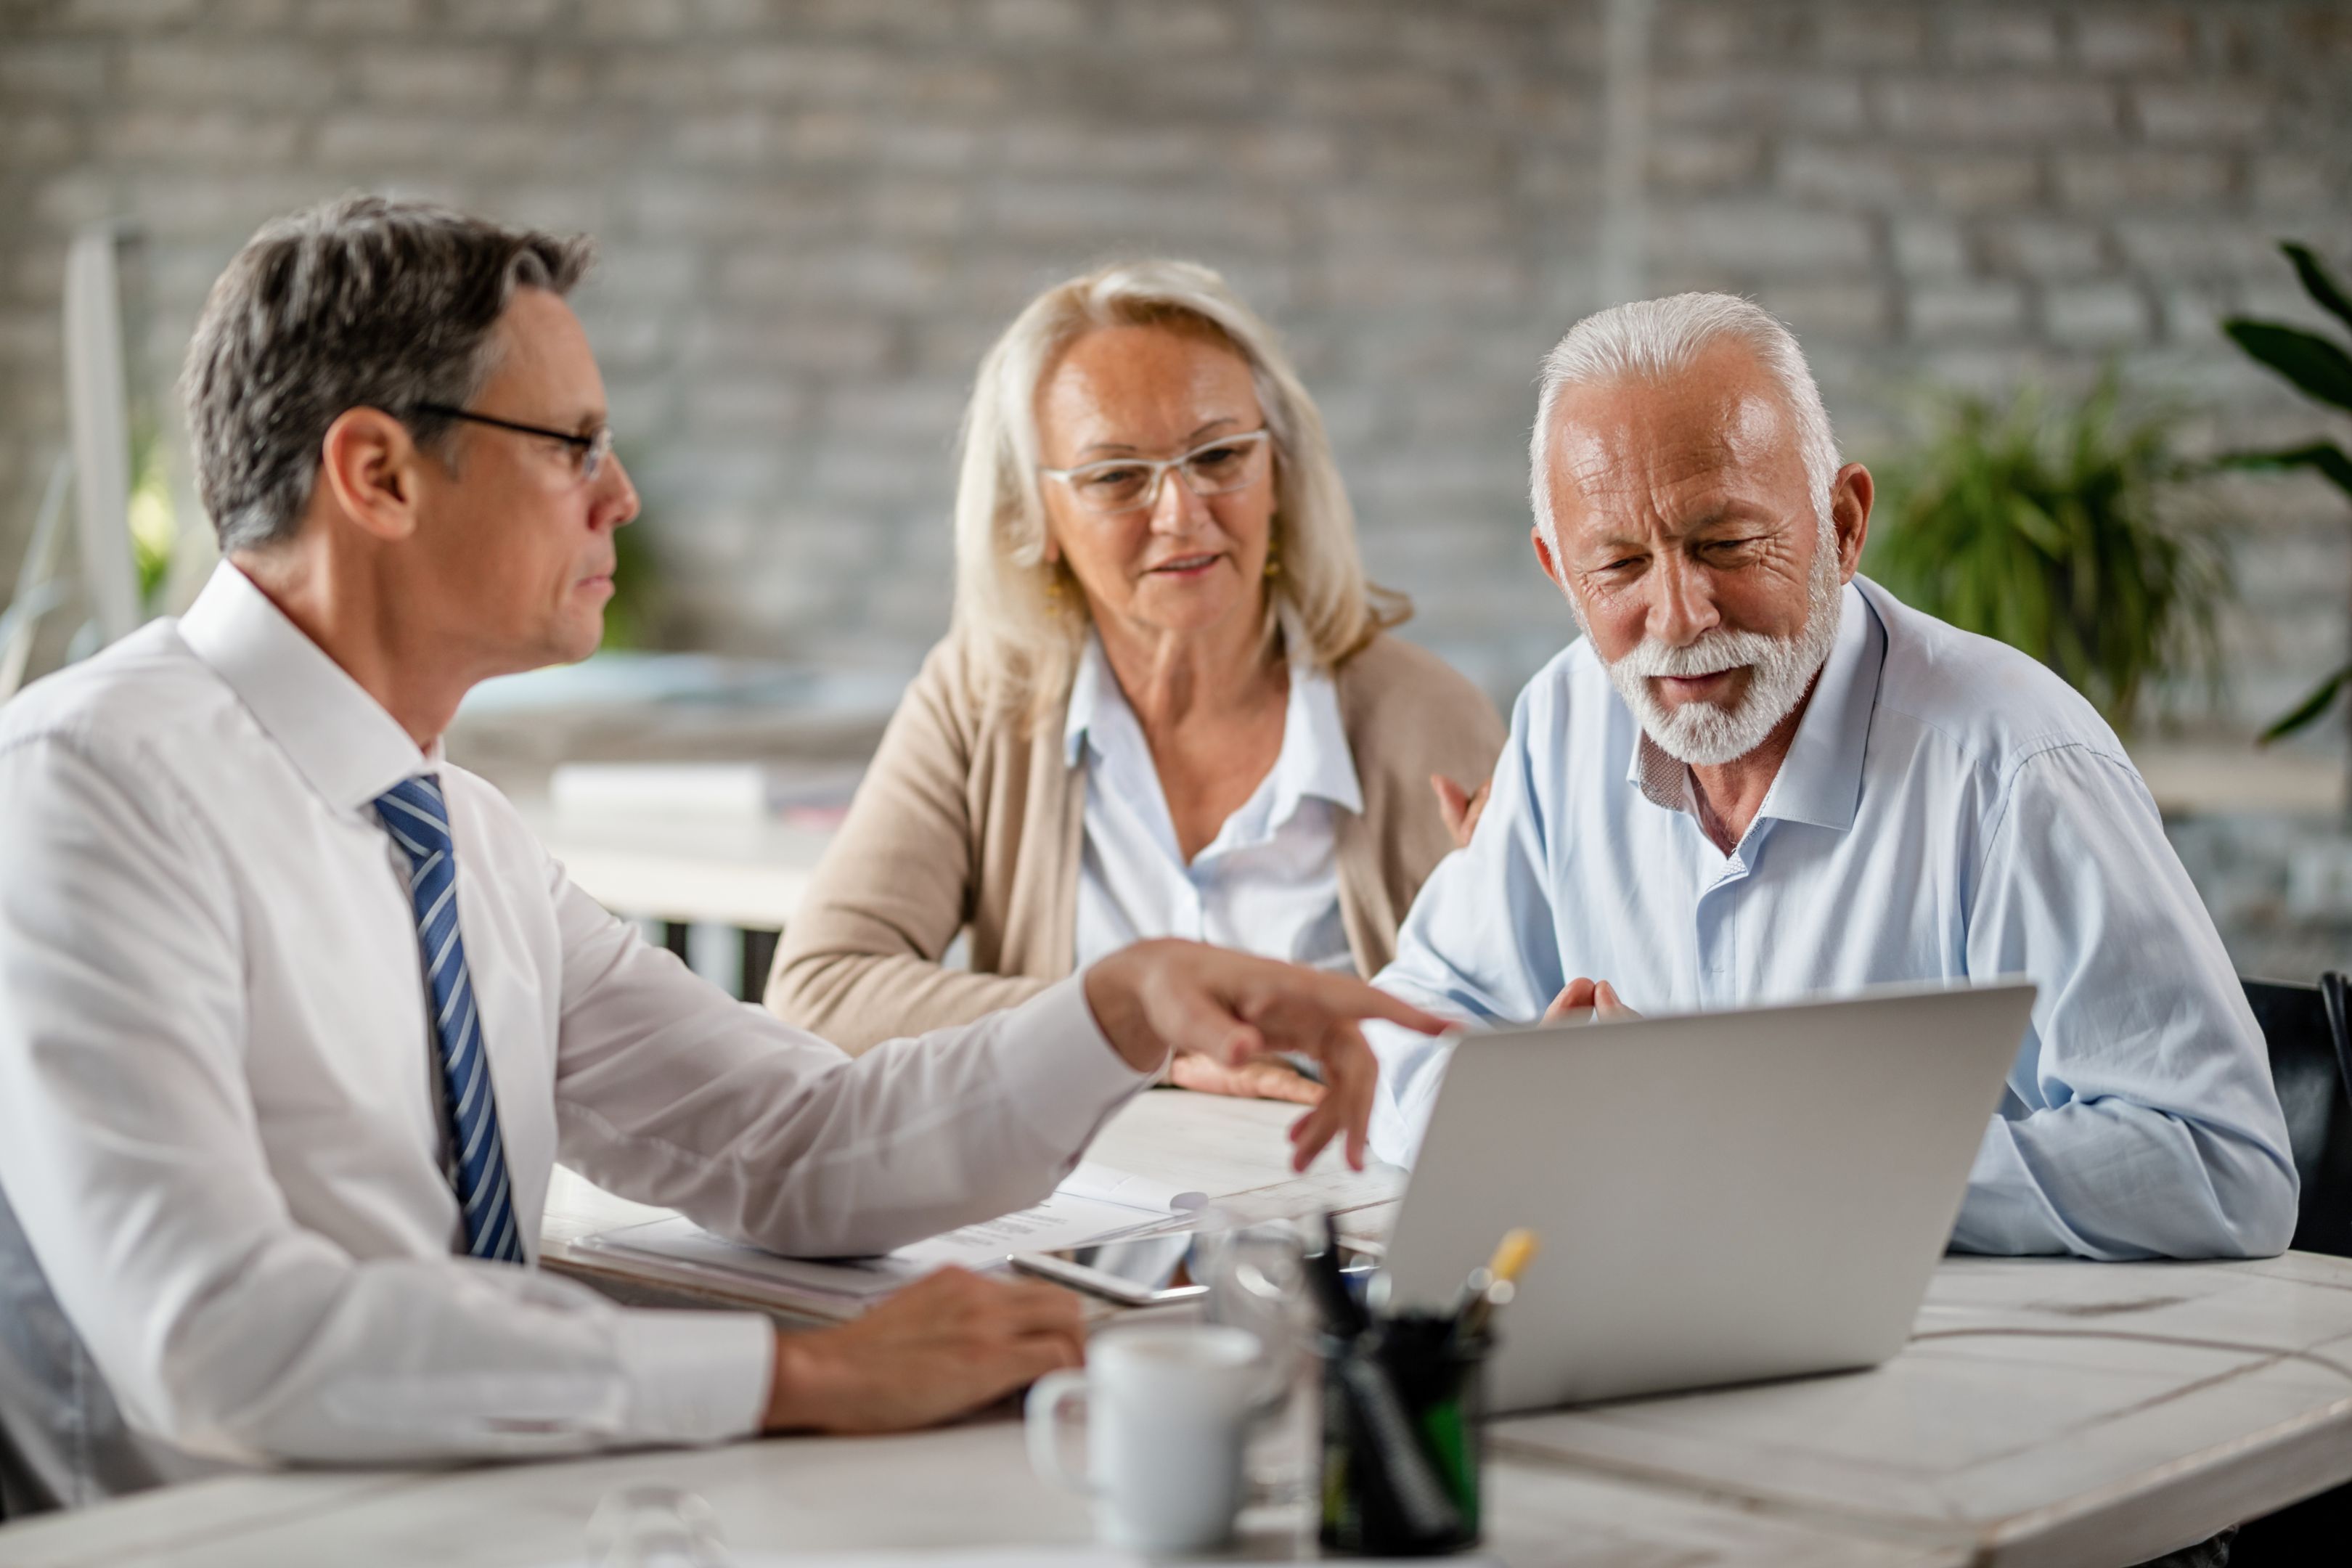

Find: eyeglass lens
<box><xmin>579</xmin><ymin>428</ymin><xmax>613</xmax><ymax>483</ymax></box>
<box><xmin>1068</xmin><ymin>436</ymin><xmax>1267</xmax><ymax>513</ymax></box>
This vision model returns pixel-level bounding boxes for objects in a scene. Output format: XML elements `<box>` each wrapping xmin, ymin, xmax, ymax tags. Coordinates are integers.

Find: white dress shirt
<box><xmin>1068</xmin><ymin>621</ymin><xmax>1362</xmax><ymax>974</ymax></box>
<box><xmin>1367</xmin><ymin>578</ymin><xmax>2297</xmax><ymax>1260</ymax></box>
<box><xmin>0</xmin><ymin>564</ymin><xmax>1150</xmax><ymax>1509</ymax></box>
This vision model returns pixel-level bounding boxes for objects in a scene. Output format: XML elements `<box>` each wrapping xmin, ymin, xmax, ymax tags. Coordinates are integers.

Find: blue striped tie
<box><xmin>374</xmin><ymin>775</ymin><xmax>526</xmax><ymax>1265</ymax></box>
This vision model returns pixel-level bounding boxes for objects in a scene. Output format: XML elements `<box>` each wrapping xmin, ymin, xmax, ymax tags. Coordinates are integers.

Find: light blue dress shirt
<box><xmin>1066</xmin><ymin>621</ymin><xmax>1362</xmax><ymax>974</ymax></box>
<box><xmin>1368</xmin><ymin>577</ymin><xmax>2298</xmax><ymax>1261</ymax></box>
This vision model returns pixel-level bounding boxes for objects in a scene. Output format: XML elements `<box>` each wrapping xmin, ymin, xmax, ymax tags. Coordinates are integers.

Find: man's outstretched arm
<box><xmin>549</xmin><ymin>805</ymin><xmax>1447</xmax><ymax>1262</ymax></box>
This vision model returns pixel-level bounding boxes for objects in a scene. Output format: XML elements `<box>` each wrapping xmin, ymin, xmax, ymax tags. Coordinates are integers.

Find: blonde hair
<box><xmin>950</xmin><ymin>258</ymin><xmax>1404</xmax><ymax>727</ymax></box>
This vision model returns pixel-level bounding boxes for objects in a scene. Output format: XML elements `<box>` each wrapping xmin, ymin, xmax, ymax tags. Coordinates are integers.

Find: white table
<box><xmin>1493</xmin><ymin>1251</ymin><xmax>2352</xmax><ymax>1567</ymax></box>
<box><xmin>0</xmin><ymin>1424</ymin><xmax>1968</xmax><ymax>1568</ymax></box>
<box><xmin>547</xmin><ymin>1092</ymin><xmax>2352</xmax><ymax>1565</ymax></box>
<box><xmin>0</xmin><ymin>1097</ymin><xmax>1964</xmax><ymax>1567</ymax></box>
<box><xmin>9</xmin><ymin>1094</ymin><xmax>2352</xmax><ymax>1567</ymax></box>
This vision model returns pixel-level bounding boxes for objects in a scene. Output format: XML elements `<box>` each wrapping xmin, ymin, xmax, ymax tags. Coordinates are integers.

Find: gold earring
<box><xmin>1264</xmin><ymin>545</ymin><xmax>1281</xmax><ymax>580</ymax></box>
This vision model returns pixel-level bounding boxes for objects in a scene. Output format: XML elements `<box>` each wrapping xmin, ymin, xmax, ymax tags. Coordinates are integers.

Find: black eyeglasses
<box><xmin>410</xmin><ymin>403</ymin><xmax>616</xmax><ymax>483</ymax></box>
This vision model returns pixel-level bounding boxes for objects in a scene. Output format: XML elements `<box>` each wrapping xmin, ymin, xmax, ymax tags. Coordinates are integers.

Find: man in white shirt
<box><xmin>0</xmin><ymin>196</ymin><xmax>1439</xmax><ymax>1513</ymax></box>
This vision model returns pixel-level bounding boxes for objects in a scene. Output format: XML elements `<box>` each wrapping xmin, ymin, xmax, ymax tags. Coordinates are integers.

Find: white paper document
<box><xmin>580</xmin><ymin>1161</ymin><xmax>1206</xmax><ymax>1306</ymax></box>
<box><xmin>1057</xmin><ymin>1159</ymin><xmax>1208</xmax><ymax>1214</ymax></box>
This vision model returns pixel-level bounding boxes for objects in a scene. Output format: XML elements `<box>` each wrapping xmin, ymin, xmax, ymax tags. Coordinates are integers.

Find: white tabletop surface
<box><xmin>0</xmin><ymin>1420</ymin><xmax>1968</xmax><ymax>1568</ymax></box>
<box><xmin>9</xmin><ymin>1093</ymin><xmax>2352</xmax><ymax>1567</ymax></box>
<box><xmin>1493</xmin><ymin>1249</ymin><xmax>2352</xmax><ymax>1567</ymax></box>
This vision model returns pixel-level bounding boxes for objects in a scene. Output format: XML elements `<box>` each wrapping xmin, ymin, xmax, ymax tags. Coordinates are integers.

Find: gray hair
<box><xmin>180</xmin><ymin>195</ymin><xmax>594</xmax><ymax>553</ymax></box>
<box><xmin>1529</xmin><ymin>292</ymin><xmax>1840</xmax><ymax>555</ymax></box>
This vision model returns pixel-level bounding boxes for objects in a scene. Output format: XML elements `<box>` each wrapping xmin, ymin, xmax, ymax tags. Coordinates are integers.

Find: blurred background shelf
<box><xmin>2135</xmin><ymin>739</ymin><xmax>2343</xmax><ymax>819</ymax></box>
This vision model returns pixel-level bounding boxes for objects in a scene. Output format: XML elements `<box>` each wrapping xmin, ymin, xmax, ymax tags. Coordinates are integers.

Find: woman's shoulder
<box><xmin>900</xmin><ymin>629</ymin><xmax>1001</xmax><ymax>722</ymax></box>
<box><xmin>893</xmin><ymin>628</ymin><xmax>1064</xmax><ymax>756</ymax></box>
<box><xmin>1331</xmin><ymin>632</ymin><xmax>1507</xmax><ymax>773</ymax></box>
<box><xmin>1333</xmin><ymin>631</ymin><xmax>1498</xmax><ymax>718</ymax></box>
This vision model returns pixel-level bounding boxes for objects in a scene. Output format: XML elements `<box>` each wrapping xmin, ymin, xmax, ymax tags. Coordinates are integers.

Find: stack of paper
<box><xmin>576</xmin><ymin>1161</ymin><xmax>1207</xmax><ymax>1318</ymax></box>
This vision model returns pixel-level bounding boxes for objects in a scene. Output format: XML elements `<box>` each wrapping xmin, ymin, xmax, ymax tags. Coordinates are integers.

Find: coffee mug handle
<box><xmin>1024</xmin><ymin>1370</ymin><xmax>1095</xmax><ymax>1497</ymax></box>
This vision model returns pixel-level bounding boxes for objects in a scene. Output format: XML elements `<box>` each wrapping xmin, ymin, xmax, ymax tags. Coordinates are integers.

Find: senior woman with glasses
<box><xmin>763</xmin><ymin>261</ymin><xmax>1505</xmax><ymax>1102</ymax></box>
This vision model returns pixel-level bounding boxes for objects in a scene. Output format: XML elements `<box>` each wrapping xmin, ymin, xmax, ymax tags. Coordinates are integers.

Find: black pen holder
<box><xmin>1316</xmin><ymin>1314</ymin><xmax>1489</xmax><ymax>1556</ymax></box>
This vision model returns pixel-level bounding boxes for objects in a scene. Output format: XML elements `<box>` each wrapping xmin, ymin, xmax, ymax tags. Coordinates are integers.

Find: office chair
<box><xmin>2242</xmin><ymin>973</ymin><xmax>2352</xmax><ymax>1259</ymax></box>
<box><xmin>2231</xmin><ymin>972</ymin><xmax>2352</xmax><ymax>1566</ymax></box>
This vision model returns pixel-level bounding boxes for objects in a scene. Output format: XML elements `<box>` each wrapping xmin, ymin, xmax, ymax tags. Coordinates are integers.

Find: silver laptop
<box><xmin>1381</xmin><ymin>979</ymin><xmax>2037</xmax><ymax>1414</ymax></box>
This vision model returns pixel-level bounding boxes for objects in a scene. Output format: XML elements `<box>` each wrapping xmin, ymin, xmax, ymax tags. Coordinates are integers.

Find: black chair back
<box><xmin>2244</xmin><ymin>973</ymin><xmax>2352</xmax><ymax>1257</ymax></box>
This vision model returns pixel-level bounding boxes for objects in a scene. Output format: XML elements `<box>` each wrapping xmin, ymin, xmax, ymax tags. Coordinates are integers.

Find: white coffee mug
<box><xmin>1025</xmin><ymin>1323</ymin><xmax>1264</xmax><ymax>1554</ymax></box>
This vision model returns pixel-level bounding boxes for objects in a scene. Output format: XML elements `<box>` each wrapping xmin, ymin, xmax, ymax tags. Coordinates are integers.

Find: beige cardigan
<box><xmin>764</xmin><ymin>630</ymin><xmax>1508</xmax><ymax>1053</ymax></box>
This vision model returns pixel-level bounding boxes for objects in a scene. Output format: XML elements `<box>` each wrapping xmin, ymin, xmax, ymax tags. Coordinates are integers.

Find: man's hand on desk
<box><xmin>1084</xmin><ymin>939</ymin><xmax>1450</xmax><ymax>1172</ymax></box>
<box><xmin>1543</xmin><ymin>977</ymin><xmax>1642</xmax><ymax>1025</ymax></box>
<box><xmin>764</xmin><ymin>1266</ymin><xmax>1085</xmax><ymax>1434</ymax></box>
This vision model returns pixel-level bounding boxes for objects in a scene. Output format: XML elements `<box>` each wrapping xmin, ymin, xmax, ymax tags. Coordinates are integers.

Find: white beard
<box><xmin>1596</xmin><ymin>534</ymin><xmax>1845</xmax><ymax>768</ymax></box>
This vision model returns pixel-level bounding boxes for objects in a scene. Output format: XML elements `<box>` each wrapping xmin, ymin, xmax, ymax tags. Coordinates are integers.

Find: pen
<box><xmin>1455</xmin><ymin>1228</ymin><xmax>1538</xmax><ymax>1342</ymax></box>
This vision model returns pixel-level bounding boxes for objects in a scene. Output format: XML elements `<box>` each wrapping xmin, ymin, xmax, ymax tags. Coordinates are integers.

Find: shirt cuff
<box><xmin>989</xmin><ymin>973</ymin><xmax>1156</xmax><ymax>1150</ymax></box>
<box><xmin>616</xmin><ymin>1308</ymin><xmax>773</xmax><ymax>1443</ymax></box>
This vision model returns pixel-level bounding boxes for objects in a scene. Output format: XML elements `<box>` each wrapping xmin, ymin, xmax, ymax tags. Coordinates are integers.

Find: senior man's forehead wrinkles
<box><xmin>1557</xmin><ymin>430</ymin><xmax>1743</xmax><ymax>516</ymax></box>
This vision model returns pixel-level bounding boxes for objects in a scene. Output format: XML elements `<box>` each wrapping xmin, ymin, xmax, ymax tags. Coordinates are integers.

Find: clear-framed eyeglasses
<box><xmin>1038</xmin><ymin>428</ymin><xmax>1272</xmax><ymax>516</ymax></box>
<box><xmin>409</xmin><ymin>403</ymin><xmax>616</xmax><ymax>484</ymax></box>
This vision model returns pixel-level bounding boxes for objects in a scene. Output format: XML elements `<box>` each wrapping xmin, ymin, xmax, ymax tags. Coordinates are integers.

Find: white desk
<box><xmin>9</xmin><ymin>1093</ymin><xmax>2352</xmax><ymax>1567</ymax></box>
<box><xmin>0</xmin><ymin>1106</ymin><xmax>1955</xmax><ymax>1566</ymax></box>
<box><xmin>543</xmin><ymin>1092</ymin><xmax>2352</xmax><ymax>1564</ymax></box>
<box><xmin>0</xmin><ymin>1422</ymin><xmax>1967</xmax><ymax>1568</ymax></box>
<box><xmin>1493</xmin><ymin>1251</ymin><xmax>2352</xmax><ymax>1567</ymax></box>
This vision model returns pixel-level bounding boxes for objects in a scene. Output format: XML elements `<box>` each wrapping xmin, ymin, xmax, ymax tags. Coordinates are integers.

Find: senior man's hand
<box><xmin>1542</xmin><ymin>977</ymin><xmax>1643</xmax><ymax>1025</ymax></box>
<box><xmin>1432</xmin><ymin>773</ymin><xmax>1493</xmax><ymax>849</ymax></box>
<box><xmin>1085</xmin><ymin>939</ymin><xmax>1448</xmax><ymax>1172</ymax></box>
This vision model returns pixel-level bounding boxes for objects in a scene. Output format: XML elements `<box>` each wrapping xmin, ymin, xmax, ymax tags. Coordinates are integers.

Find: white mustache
<box><xmin>1609</xmin><ymin>627</ymin><xmax>1790</xmax><ymax>682</ymax></box>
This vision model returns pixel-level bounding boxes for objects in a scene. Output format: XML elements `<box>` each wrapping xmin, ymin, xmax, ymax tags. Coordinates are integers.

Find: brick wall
<box><xmin>1</xmin><ymin>0</ymin><xmax>2348</xmax><ymax>729</ymax></box>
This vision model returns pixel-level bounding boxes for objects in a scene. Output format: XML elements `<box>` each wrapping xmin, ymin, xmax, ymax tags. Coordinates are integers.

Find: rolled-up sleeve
<box><xmin>1957</xmin><ymin>743</ymin><xmax>2298</xmax><ymax>1259</ymax></box>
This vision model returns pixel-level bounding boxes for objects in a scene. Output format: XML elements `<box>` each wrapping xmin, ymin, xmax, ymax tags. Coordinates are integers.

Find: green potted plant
<box><xmin>1863</xmin><ymin>375</ymin><xmax>2229</xmax><ymax>738</ymax></box>
<box><xmin>2216</xmin><ymin>242</ymin><xmax>2352</xmax><ymax>749</ymax></box>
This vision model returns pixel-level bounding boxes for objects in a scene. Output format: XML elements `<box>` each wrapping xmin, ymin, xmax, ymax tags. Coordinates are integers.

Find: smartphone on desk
<box><xmin>1012</xmin><ymin>1233</ymin><xmax>1209</xmax><ymax>1306</ymax></box>
<box><xmin>1013</xmin><ymin>1230</ymin><xmax>1386</xmax><ymax>1307</ymax></box>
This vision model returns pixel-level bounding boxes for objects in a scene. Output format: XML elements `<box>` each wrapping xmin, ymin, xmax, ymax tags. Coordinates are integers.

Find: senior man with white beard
<box><xmin>1365</xmin><ymin>293</ymin><xmax>2296</xmax><ymax>1261</ymax></box>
